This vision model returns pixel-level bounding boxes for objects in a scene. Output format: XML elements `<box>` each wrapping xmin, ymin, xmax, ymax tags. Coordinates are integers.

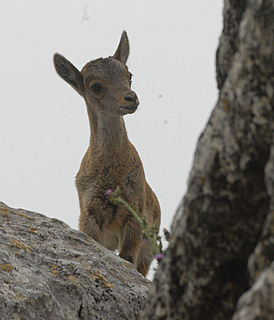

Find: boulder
<box><xmin>0</xmin><ymin>202</ymin><xmax>149</xmax><ymax>320</ymax></box>
<box><xmin>141</xmin><ymin>0</ymin><xmax>274</xmax><ymax>319</ymax></box>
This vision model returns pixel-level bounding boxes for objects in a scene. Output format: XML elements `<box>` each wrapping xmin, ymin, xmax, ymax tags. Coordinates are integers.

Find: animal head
<box><xmin>54</xmin><ymin>31</ymin><xmax>139</xmax><ymax>116</ymax></box>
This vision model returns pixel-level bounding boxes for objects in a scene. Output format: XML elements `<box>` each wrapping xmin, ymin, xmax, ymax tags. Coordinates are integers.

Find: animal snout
<box><xmin>124</xmin><ymin>93</ymin><xmax>138</xmax><ymax>103</ymax></box>
<box><xmin>119</xmin><ymin>91</ymin><xmax>139</xmax><ymax>113</ymax></box>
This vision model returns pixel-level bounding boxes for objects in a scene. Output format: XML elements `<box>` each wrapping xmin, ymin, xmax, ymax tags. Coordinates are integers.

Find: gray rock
<box><xmin>0</xmin><ymin>202</ymin><xmax>150</xmax><ymax>320</ymax></box>
<box><xmin>142</xmin><ymin>0</ymin><xmax>274</xmax><ymax>319</ymax></box>
<box><xmin>232</xmin><ymin>261</ymin><xmax>274</xmax><ymax>320</ymax></box>
<box><xmin>216</xmin><ymin>0</ymin><xmax>247</xmax><ymax>89</ymax></box>
<box><xmin>248</xmin><ymin>134</ymin><xmax>274</xmax><ymax>284</ymax></box>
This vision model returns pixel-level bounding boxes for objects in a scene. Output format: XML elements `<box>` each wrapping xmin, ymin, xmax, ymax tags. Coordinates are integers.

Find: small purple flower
<box><xmin>104</xmin><ymin>189</ymin><xmax>112</xmax><ymax>196</ymax></box>
<box><xmin>154</xmin><ymin>253</ymin><xmax>164</xmax><ymax>261</ymax></box>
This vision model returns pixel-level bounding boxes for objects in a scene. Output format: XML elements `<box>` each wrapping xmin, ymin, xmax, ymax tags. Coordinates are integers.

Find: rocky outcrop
<box><xmin>232</xmin><ymin>135</ymin><xmax>274</xmax><ymax>320</ymax></box>
<box><xmin>142</xmin><ymin>0</ymin><xmax>274</xmax><ymax>319</ymax></box>
<box><xmin>1</xmin><ymin>1</ymin><xmax>274</xmax><ymax>319</ymax></box>
<box><xmin>232</xmin><ymin>261</ymin><xmax>274</xmax><ymax>320</ymax></box>
<box><xmin>248</xmin><ymin>135</ymin><xmax>274</xmax><ymax>284</ymax></box>
<box><xmin>0</xmin><ymin>202</ymin><xmax>149</xmax><ymax>320</ymax></box>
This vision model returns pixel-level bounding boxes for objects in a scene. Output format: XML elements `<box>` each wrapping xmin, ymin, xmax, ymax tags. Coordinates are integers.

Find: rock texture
<box><xmin>248</xmin><ymin>135</ymin><xmax>274</xmax><ymax>284</ymax></box>
<box><xmin>231</xmin><ymin>134</ymin><xmax>274</xmax><ymax>320</ymax></box>
<box><xmin>142</xmin><ymin>0</ymin><xmax>274</xmax><ymax>319</ymax></box>
<box><xmin>232</xmin><ymin>261</ymin><xmax>274</xmax><ymax>320</ymax></box>
<box><xmin>0</xmin><ymin>202</ymin><xmax>149</xmax><ymax>320</ymax></box>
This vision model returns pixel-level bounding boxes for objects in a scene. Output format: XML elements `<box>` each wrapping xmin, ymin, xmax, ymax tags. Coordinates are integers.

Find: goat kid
<box><xmin>54</xmin><ymin>31</ymin><xmax>161</xmax><ymax>276</ymax></box>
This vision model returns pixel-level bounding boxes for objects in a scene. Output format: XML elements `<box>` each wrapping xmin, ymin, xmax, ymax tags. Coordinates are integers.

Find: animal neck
<box><xmin>86</xmin><ymin>103</ymin><xmax>129</xmax><ymax>156</ymax></box>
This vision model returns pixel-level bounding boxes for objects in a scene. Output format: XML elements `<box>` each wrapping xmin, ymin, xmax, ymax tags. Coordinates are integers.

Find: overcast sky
<box><xmin>0</xmin><ymin>1</ymin><xmax>223</xmax><ymax>276</ymax></box>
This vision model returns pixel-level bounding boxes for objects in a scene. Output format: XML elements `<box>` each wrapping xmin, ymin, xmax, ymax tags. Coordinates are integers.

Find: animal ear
<box><xmin>113</xmin><ymin>31</ymin><xmax>130</xmax><ymax>64</ymax></box>
<box><xmin>53</xmin><ymin>53</ymin><xmax>84</xmax><ymax>96</ymax></box>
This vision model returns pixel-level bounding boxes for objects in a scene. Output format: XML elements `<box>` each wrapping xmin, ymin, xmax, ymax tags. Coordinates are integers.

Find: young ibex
<box><xmin>53</xmin><ymin>31</ymin><xmax>161</xmax><ymax>276</ymax></box>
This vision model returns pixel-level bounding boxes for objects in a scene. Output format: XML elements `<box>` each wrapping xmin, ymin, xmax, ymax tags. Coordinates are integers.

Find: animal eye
<box><xmin>90</xmin><ymin>82</ymin><xmax>103</xmax><ymax>94</ymax></box>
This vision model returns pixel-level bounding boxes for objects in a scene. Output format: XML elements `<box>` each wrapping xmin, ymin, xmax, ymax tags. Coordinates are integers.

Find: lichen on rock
<box><xmin>0</xmin><ymin>202</ymin><xmax>149</xmax><ymax>320</ymax></box>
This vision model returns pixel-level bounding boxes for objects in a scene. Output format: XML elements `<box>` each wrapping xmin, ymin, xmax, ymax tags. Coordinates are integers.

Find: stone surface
<box><xmin>216</xmin><ymin>0</ymin><xmax>247</xmax><ymax>89</ymax></box>
<box><xmin>142</xmin><ymin>0</ymin><xmax>274</xmax><ymax>319</ymax></box>
<box><xmin>0</xmin><ymin>202</ymin><xmax>150</xmax><ymax>320</ymax></box>
<box><xmin>232</xmin><ymin>261</ymin><xmax>274</xmax><ymax>320</ymax></box>
<box><xmin>233</xmin><ymin>134</ymin><xmax>274</xmax><ymax>319</ymax></box>
<box><xmin>248</xmin><ymin>134</ymin><xmax>274</xmax><ymax>284</ymax></box>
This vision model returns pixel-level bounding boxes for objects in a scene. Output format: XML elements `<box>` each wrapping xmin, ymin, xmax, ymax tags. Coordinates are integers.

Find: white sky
<box><xmin>0</xmin><ymin>1</ymin><xmax>223</xmax><ymax>277</ymax></box>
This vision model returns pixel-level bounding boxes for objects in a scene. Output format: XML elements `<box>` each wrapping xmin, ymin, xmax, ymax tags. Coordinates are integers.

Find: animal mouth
<box><xmin>120</xmin><ymin>103</ymin><xmax>138</xmax><ymax>113</ymax></box>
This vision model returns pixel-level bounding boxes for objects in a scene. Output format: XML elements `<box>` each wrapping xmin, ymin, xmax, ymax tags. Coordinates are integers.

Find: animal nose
<box><xmin>124</xmin><ymin>93</ymin><xmax>138</xmax><ymax>103</ymax></box>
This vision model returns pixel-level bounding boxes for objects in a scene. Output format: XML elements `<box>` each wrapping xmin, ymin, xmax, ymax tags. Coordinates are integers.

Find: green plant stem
<box><xmin>110</xmin><ymin>195</ymin><xmax>159</xmax><ymax>254</ymax></box>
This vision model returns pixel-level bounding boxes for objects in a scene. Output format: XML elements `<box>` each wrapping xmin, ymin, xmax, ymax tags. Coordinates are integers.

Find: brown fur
<box><xmin>53</xmin><ymin>31</ymin><xmax>161</xmax><ymax>276</ymax></box>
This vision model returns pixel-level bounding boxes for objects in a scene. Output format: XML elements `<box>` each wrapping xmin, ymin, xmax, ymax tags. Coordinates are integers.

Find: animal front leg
<box><xmin>118</xmin><ymin>219</ymin><xmax>142</xmax><ymax>265</ymax></box>
<box><xmin>79</xmin><ymin>206</ymin><xmax>102</xmax><ymax>244</ymax></box>
<box><xmin>136</xmin><ymin>239</ymin><xmax>154</xmax><ymax>276</ymax></box>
